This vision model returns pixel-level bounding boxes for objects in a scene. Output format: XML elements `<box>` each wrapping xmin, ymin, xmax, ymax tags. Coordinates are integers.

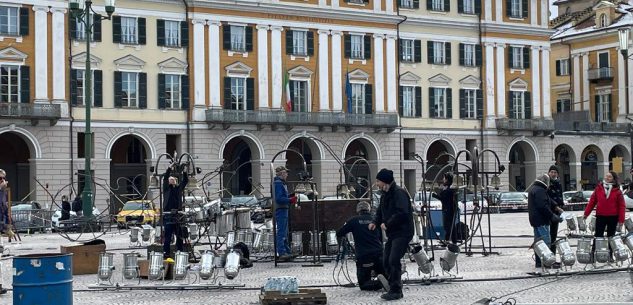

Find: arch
<box><xmin>507</xmin><ymin>139</ymin><xmax>538</xmax><ymax>192</ymax></box>
<box><xmin>283</xmin><ymin>133</ymin><xmax>325</xmax><ymax>160</ymax></box>
<box><xmin>105</xmin><ymin>130</ymin><xmax>156</xmax><ymax>160</ymax></box>
<box><xmin>422</xmin><ymin>137</ymin><xmax>458</xmax><ymax>162</ymax></box>
<box><xmin>218</xmin><ymin>131</ymin><xmax>265</xmax><ymax>160</ymax></box>
<box><xmin>0</xmin><ymin>126</ymin><xmax>41</xmax><ymax>158</ymax></box>
<box><xmin>608</xmin><ymin>144</ymin><xmax>630</xmax><ymax>178</ymax></box>
<box><xmin>580</xmin><ymin>144</ymin><xmax>604</xmax><ymax>163</ymax></box>
<box><xmin>505</xmin><ymin>137</ymin><xmax>540</xmax><ymax>162</ymax></box>
<box><xmin>555</xmin><ymin>143</ymin><xmax>577</xmax><ymax>164</ymax></box>
<box><xmin>555</xmin><ymin>143</ymin><xmax>577</xmax><ymax>191</ymax></box>
<box><xmin>341</xmin><ymin>133</ymin><xmax>381</xmax><ymax>161</ymax></box>
<box><xmin>580</xmin><ymin>144</ymin><xmax>604</xmax><ymax>190</ymax></box>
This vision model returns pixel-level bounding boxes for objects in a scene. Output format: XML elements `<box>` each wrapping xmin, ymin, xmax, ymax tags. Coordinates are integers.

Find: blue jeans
<box><xmin>533</xmin><ymin>225</ymin><xmax>551</xmax><ymax>267</ymax></box>
<box><xmin>275</xmin><ymin>208</ymin><xmax>291</xmax><ymax>256</ymax></box>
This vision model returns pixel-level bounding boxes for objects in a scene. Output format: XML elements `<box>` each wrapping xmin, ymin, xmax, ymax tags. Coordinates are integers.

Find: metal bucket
<box><xmin>235</xmin><ymin>208</ymin><xmax>251</xmax><ymax>229</ymax></box>
<box><xmin>236</xmin><ymin>229</ymin><xmax>253</xmax><ymax>248</ymax></box>
<box><xmin>576</xmin><ymin>216</ymin><xmax>587</xmax><ymax>232</ymax></box>
<box><xmin>216</xmin><ymin>211</ymin><xmax>235</xmax><ymax>236</ymax></box>
<box><xmin>13</xmin><ymin>253</ymin><xmax>73</xmax><ymax>305</ymax></box>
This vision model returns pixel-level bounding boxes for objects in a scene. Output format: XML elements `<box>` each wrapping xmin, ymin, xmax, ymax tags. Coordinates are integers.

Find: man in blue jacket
<box><xmin>274</xmin><ymin>166</ymin><xmax>296</xmax><ymax>261</ymax></box>
<box><xmin>369</xmin><ymin>168</ymin><xmax>413</xmax><ymax>301</ymax></box>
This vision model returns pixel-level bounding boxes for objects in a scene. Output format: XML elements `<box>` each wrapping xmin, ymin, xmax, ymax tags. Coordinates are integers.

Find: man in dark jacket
<box><xmin>547</xmin><ymin>165</ymin><xmax>564</xmax><ymax>254</ymax></box>
<box><xmin>528</xmin><ymin>174</ymin><xmax>561</xmax><ymax>268</ymax></box>
<box><xmin>163</xmin><ymin>165</ymin><xmax>188</xmax><ymax>259</ymax></box>
<box><xmin>60</xmin><ymin>195</ymin><xmax>71</xmax><ymax>221</ymax></box>
<box><xmin>273</xmin><ymin>166</ymin><xmax>297</xmax><ymax>261</ymax></box>
<box><xmin>433</xmin><ymin>172</ymin><xmax>457</xmax><ymax>244</ymax></box>
<box><xmin>337</xmin><ymin>201</ymin><xmax>388</xmax><ymax>291</ymax></box>
<box><xmin>369</xmin><ymin>168</ymin><xmax>413</xmax><ymax>301</ymax></box>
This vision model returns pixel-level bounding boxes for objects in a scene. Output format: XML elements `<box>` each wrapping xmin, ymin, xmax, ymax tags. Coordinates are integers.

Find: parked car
<box><xmin>563</xmin><ymin>190</ymin><xmax>593</xmax><ymax>210</ymax></box>
<box><xmin>619</xmin><ymin>187</ymin><xmax>633</xmax><ymax>211</ymax></box>
<box><xmin>51</xmin><ymin>206</ymin><xmax>101</xmax><ymax>230</ymax></box>
<box><xmin>413</xmin><ymin>191</ymin><xmax>442</xmax><ymax>211</ymax></box>
<box><xmin>11</xmin><ymin>201</ymin><xmax>46</xmax><ymax>232</ymax></box>
<box><xmin>497</xmin><ymin>192</ymin><xmax>528</xmax><ymax>212</ymax></box>
<box><xmin>115</xmin><ymin>200</ymin><xmax>159</xmax><ymax>228</ymax></box>
<box><xmin>456</xmin><ymin>192</ymin><xmax>489</xmax><ymax>213</ymax></box>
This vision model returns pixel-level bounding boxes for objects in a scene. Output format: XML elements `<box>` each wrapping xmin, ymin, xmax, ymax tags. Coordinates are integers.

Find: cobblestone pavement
<box><xmin>1</xmin><ymin>211</ymin><xmax>632</xmax><ymax>305</ymax></box>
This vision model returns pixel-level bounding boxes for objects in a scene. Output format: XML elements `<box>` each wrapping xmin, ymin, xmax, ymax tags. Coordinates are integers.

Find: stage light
<box><xmin>97</xmin><ymin>252</ymin><xmax>115</xmax><ymax>284</ymax></box>
<box><xmin>291</xmin><ymin>231</ymin><xmax>303</xmax><ymax>255</ymax></box>
<box><xmin>226</xmin><ymin>231</ymin><xmax>235</xmax><ymax>248</ymax></box>
<box><xmin>594</xmin><ymin>237</ymin><xmax>609</xmax><ymax>264</ymax></box>
<box><xmin>173</xmin><ymin>251</ymin><xmax>190</xmax><ymax>281</ymax></box>
<box><xmin>490</xmin><ymin>175</ymin><xmax>501</xmax><ymax>189</ymax></box>
<box><xmin>411</xmin><ymin>245</ymin><xmax>433</xmax><ymax>274</ymax></box>
<box><xmin>565</xmin><ymin>215</ymin><xmax>576</xmax><ymax>231</ymax></box>
<box><xmin>555</xmin><ymin>238</ymin><xmax>576</xmax><ymax>267</ymax></box>
<box><xmin>294</xmin><ymin>182</ymin><xmax>308</xmax><ymax>194</ymax></box>
<box><xmin>148</xmin><ymin>251</ymin><xmax>165</xmax><ymax>281</ymax></box>
<box><xmin>610</xmin><ymin>236</ymin><xmax>630</xmax><ymax>262</ymax></box>
<box><xmin>533</xmin><ymin>240</ymin><xmax>556</xmax><ymax>268</ymax></box>
<box><xmin>576</xmin><ymin>216</ymin><xmax>587</xmax><ymax>232</ymax></box>
<box><xmin>326</xmin><ymin>230</ymin><xmax>338</xmax><ymax>255</ymax></box>
<box><xmin>625</xmin><ymin>217</ymin><xmax>633</xmax><ymax>233</ymax></box>
<box><xmin>129</xmin><ymin>227</ymin><xmax>140</xmax><ymax>243</ymax></box>
<box><xmin>624</xmin><ymin>233</ymin><xmax>633</xmax><ymax>251</ymax></box>
<box><xmin>440</xmin><ymin>244</ymin><xmax>460</xmax><ymax>272</ymax></box>
<box><xmin>141</xmin><ymin>224</ymin><xmax>152</xmax><ymax>243</ymax></box>
<box><xmin>122</xmin><ymin>253</ymin><xmax>139</xmax><ymax>280</ymax></box>
<box><xmin>224</xmin><ymin>250</ymin><xmax>241</xmax><ymax>280</ymax></box>
<box><xmin>576</xmin><ymin>237</ymin><xmax>593</xmax><ymax>264</ymax></box>
<box><xmin>188</xmin><ymin>223</ymin><xmax>199</xmax><ymax>240</ymax></box>
<box><xmin>186</xmin><ymin>176</ymin><xmax>200</xmax><ymax>192</ymax></box>
<box><xmin>199</xmin><ymin>251</ymin><xmax>215</xmax><ymax>280</ymax></box>
<box><xmin>149</xmin><ymin>174</ymin><xmax>159</xmax><ymax>189</ymax></box>
<box><xmin>588</xmin><ymin>215</ymin><xmax>596</xmax><ymax>232</ymax></box>
<box><xmin>253</xmin><ymin>231</ymin><xmax>263</xmax><ymax>252</ymax></box>
<box><xmin>154</xmin><ymin>226</ymin><xmax>162</xmax><ymax>244</ymax></box>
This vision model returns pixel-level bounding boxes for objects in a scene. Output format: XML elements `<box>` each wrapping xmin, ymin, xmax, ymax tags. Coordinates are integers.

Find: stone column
<box><xmin>541</xmin><ymin>47</ymin><xmax>551</xmax><ymax>118</ymax></box>
<box><xmin>33</xmin><ymin>6</ymin><xmax>49</xmax><ymax>102</ymax></box>
<box><xmin>582</xmin><ymin>53</ymin><xmax>589</xmax><ymax>111</ymax></box>
<box><xmin>331</xmin><ymin>30</ymin><xmax>343</xmax><ymax>112</ymax></box>
<box><xmin>318</xmin><ymin>30</ymin><xmax>330</xmax><ymax>111</ymax></box>
<box><xmin>192</xmin><ymin>19</ymin><xmax>206</xmax><ymax>120</ymax></box>
<box><xmin>208</xmin><ymin>20</ymin><xmax>221</xmax><ymax>108</ymax></box>
<box><xmin>271</xmin><ymin>26</ymin><xmax>284</xmax><ymax>109</ymax></box>
<box><xmin>531</xmin><ymin>46</ymin><xmax>541</xmax><ymax>117</ymax></box>
<box><xmin>373</xmin><ymin>34</ymin><xmax>385</xmax><ymax>112</ymax></box>
<box><xmin>618</xmin><ymin>47</ymin><xmax>627</xmax><ymax>121</ymax></box>
<box><xmin>257</xmin><ymin>25</ymin><xmax>270</xmax><ymax>109</ymax></box>
<box><xmin>386</xmin><ymin>35</ymin><xmax>398</xmax><ymax>113</ymax></box>
<box><xmin>51</xmin><ymin>8</ymin><xmax>68</xmax><ymax>117</ymax></box>
<box><xmin>495</xmin><ymin>44</ymin><xmax>506</xmax><ymax>118</ymax></box>
<box><xmin>573</xmin><ymin>54</ymin><xmax>581</xmax><ymax>110</ymax></box>
<box><xmin>485</xmin><ymin>42</ymin><xmax>496</xmax><ymax>126</ymax></box>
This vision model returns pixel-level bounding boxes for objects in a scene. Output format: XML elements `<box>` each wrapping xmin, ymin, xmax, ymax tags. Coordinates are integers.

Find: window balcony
<box><xmin>553</xmin><ymin>111</ymin><xmax>628</xmax><ymax>134</ymax></box>
<box><xmin>587</xmin><ymin>67</ymin><xmax>613</xmax><ymax>82</ymax></box>
<box><xmin>0</xmin><ymin>103</ymin><xmax>61</xmax><ymax>125</ymax></box>
<box><xmin>205</xmin><ymin>109</ymin><xmax>399</xmax><ymax>132</ymax></box>
<box><xmin>495</xmin><ymin>118</ymin><xmax>554</xmax><ymax>135</ymax></box>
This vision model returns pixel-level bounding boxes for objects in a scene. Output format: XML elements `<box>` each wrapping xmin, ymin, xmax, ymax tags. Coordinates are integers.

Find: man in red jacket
<box><xmin>583</xmin><ymin>171</ymin><xmax>626</xmax><ymax>238</ymax></box>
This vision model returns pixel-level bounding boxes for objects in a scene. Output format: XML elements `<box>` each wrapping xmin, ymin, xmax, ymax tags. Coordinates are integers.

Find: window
<box><xmin>77</xmin><ymin>132</ymin><xmax>94</xmax><ymax>158</ymax></box>
<box><xmin>464</xmin><ymin>89</ymin><xmax>477</xmax><ymax>119</ymax></box>
<box><xmin>556</xmin><ymin>59</ymin><xmax>569</xmax><ymax>76</ymax></box>
<box><xmin>432</xmin><ymin>88</ymin><xmax>447</xmax><ymax>118</ymax></box>
<box><xmin>74</xmin><ymin>70</ymin><xmax>94</xmax><ymax>106</ymax></box>
<box><xmin>230</xmin><ymin>77</ymin><xmax>247</xmax><ymax>110</ymax></box>
<box><xmin>164</xmin><ymin>74</ymin><xmax>181</xmax><ymax>109</ymax></box>
<box><xmin>462</xmin><ymin>0</ymin><xmax>475</xmax><ymax>14</ymax></box>
<box><xmin>164</xmin><ymin>20</ymin><xmax>180</xmax><ymax>47</ymax></box>
<box><xmin>403</xmin><ymin>138</ymin><xmax>415</xmax><ymax>160</ymax></box>
<box><xmin>402</xmin><ymin>86</ymin><xmax>416</xmax><ymax>117</ymax></box>
<box><xmin>351</xmin><ymin>84</ymin><xmax>365</xmax><ymax>114</ymax></box>
<box><xmin>510</xmin><ymin>0</ymin><xmax>522</xmax><ymax>18</ymax></box>
<box><xmin>433</xmin><ymin>41</ymin><xmax>445</xmax><ymax>64</ymax></box>
<box><xmin>599</xmin><ymin>14</ymin><xmax>608</xmax><ymax>28</ymax></box>
<box><xmin>463</xmin><ymin>44</ymin><xmax>475</xmax><ymax>67</ymax></box>
<box><xmin>121</xmin><ymin>17</ymin><xmax>137</xmax><ymax>44</ymax></box>
<box><xmin>431</xmin><ymin>0</ymin><xmax>444</xmax><ymax>11</ymax></box>
<box><xmin>511</xmin><ymin>91</ymin><xmax>525</xmax><ymax>119</ymax></box>
<box><xmin>121</xmin><ymin>72</ymin><xmax>138</xmax><ymax>107</ymax></box>
<box><xmin>75</xmin><ymin>14</ymin><xmax>93</xmax><ymax>41</ymax></box>
<box><xmin>293</xmin><ymin>31</ymin><xmax>307</xmax><ymax>56</ymax></box>
<box><xmin>401</xmin><ymin>39</ymin><xmax>414</xmax><ymax>62</ymax></box>
<box><xmin>351</xmin><ymin>35</ymin><xmax>364</xmax><ymax>59</ymax></box>
<box><xmin>166</xmin><ymin>134</ymin><xmax>181</xmax><ymax>156</ymax></box>
<box><xmin>0</xmin><ymin>7</ymin><xmax>18</xmax><ymax>36</ymax></box>
<box><xmin>291</xmin><ymin>80</ymin><xmax>309</xmax><ymax>112</ymax></box>
<box><xmin>556</xmin><ymin>98</ymin><xmax>571</xmax><ymax>113</ymax></box>
<box><xmin>230</xmin><ymin>25</ymin><xmax>246</xmax><ymax>52</ymax></box>
<box><xmin>597</xmin><ymin>94</ymin><xmax>610</xmax><ymax>122</ymax></box>
<box><xmin>0</xmin><ymin>65</ymin><xmax>19</xmax><ymax>103</ymax></box>
<box><xmin>401</xmin><ymin>0</ymin><xmax>414</xmax><ymax>9</ymax></box>
<box><xmin>511</xmin><ymin>47</ymin><xmax>524</xmax><ymax>69</ymax></box>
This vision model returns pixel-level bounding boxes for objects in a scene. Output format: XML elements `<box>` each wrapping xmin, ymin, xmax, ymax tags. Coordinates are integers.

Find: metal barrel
<box><xmin>13</xmin><ymin>253</ymin><xmax>73</xmax><ymax>305</ymax></box>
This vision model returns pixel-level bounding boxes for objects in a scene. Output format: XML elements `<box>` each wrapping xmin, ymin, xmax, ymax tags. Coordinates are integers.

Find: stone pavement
<box><xmin>1</xmin><ymin>211</ymin><xmax>632</xmax><ymax>305</ymax></box>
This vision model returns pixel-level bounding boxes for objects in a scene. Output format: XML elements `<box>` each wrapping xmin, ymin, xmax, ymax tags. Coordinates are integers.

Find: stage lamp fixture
<box><xmin>594</xmin><ymin>237</ymin><xmax>610</xmax><ymax>264</ymax></box>
<box><xmin>565</xmin><ymin>215</ymin><xmax>577</xmax><ymax>232</ymax></box>
<box><xmin>97</xmin><ymin>252</ymin><xmax>115</xmax><ymax>284</ymax></box>
<box><xmin>533</xmin><ymin>240</ymin><xmax>556</xmax><ymax>268</ymax></box>
<box><xmin>294</xmin><ymin>182</ymin><xmax>308</xmax><ymax>194</ymax></box>
<box><xmin>174</xmin><ymin>251</ymin><xmax>190</xmax><ymax>281</ymax></box>
<box><xmin>411</xmin><ymin>245</ymin><xmax>433</xmax><ymax>275</ymax></box>
<box><xmin>623</xmin><ymin>233</ymin><xmax>633</xmax><ymax>252</ymax></box>
<box><xmin>625</xmin><ymin>217</ymin><xmax>633</xmax><ymax>233</ymax></box>
<box><xmin>122</xmin><ymin>253</ymin><xmax>139</xmax><ymax>280</ymax></box>
<box><xmin>148</xmin><ymin>251</ymin><xmax>165</xmax><ymax>281</ymax></box>
<box><xmin>185</xmin><ymin>175</ymin><xmax>200</xmax><ymax>191</ymax></box>
<box><xmin>576</xmin><ymin>237</ymin><xmax>593</xmax><ymax>265</ymax></box>
<box><xmin>141</xmin><ymin>224</ymin><xmax>153</xmax><ymax>243</ymax></box>
<box><xmin>440</xmin><ymin>244</ymin><xmax>460</xmax><ymax>272</ymax></box>
<box><xmin>129</xmin><ymin>227</ymin><xmax>140</xmax><ymax>244</ymax></box>
<box><xmin>188</xmin><ymin>223</ymin><xmax>199</xmax><ymax>240</ymax></box>
<box><xmin>199</xmin><ymin>251</ymin><xmax>215</xmax><ymax>280</ymax></box>
<box><xmin>610</xmin><ymin>236</ymin><xmax>630</xmax><ymax>263</ymax></box>
<box><xmin>224</xmin><ymin>250</ymin><xmax>241</xmax><ymax>280</ymax></box>
<box><xmin>555</xmin><ymin>239</ymin><xmax>576</xmax><ymax>267</ymax></box>
<box><xmin>576</xmin><ymin>216</ymin><xmax>587</xmax><ymax>232</ymax></box>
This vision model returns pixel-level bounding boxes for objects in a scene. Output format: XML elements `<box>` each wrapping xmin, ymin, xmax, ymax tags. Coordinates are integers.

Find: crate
<box><xmin>260</xmin><ymin>288</ymin><xmax>327</xmax><ymax>305</ymax></box>
<box><xmin>138</xmin><ymin>259</ymin><xmax>149</xmax><ymax>278</ymax></box>
<box><xmin>60</xmin><ymin>242</ymin><xmax>106</xmax><ymax>275</ymax></box>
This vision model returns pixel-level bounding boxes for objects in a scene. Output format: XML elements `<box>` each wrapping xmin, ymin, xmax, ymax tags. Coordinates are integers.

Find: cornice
<box><xmin>481</xmin><ymin>22</ymin><xmax>555</xmax><ymax>37</ymax></box>
<box><xmin>188</xmin><ymin>0</ymin><xmax>404</xmax><ymax>25</ymax></box>
<box><xmin>402</xmin><ymin>16</ymin><xmax>479</xmax><ymax>31</ymax></box>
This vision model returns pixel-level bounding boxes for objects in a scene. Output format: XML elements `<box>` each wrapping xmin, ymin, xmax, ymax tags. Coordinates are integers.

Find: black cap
<box><xmin>548</xmin><ymin>165</ymin><xmax>559</xmax><ymax>174</ymax></box>
<box><xmin>376</xmin><ymin>168</ymin><xmax>394</xmax><ymax>184</ymax></box>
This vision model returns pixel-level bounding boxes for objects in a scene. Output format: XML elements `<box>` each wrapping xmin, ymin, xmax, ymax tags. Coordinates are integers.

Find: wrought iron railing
<box><xmin>553</xmin><ymin>111</ymin><xmax>629</xmax><ymax>133</ymax></box>
<box><xmin>0</xmin><ymin>103</ymin><xmax>61</xmax><ymax>120</ymax></box>
<box><xmin>205</xmin><ymin>109</ymin><xmax>399</xmax><ymax>128</ymax></box>
<box><xmin>495</xmin><ymin>118</ymin><xmax>555</xmax><ymax>131</ymax></box>
<box><xmin>587</xmin><ymin>67</ymin><xmax>613</xmax><ymax>81</ymax></box>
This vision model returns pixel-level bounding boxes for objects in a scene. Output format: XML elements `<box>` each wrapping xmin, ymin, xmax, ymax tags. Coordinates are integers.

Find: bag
<box><xmin>71</xmin><ymin>197</ymin><xmax>82</xmax><ymax>213</ymax></box>
<box><xmin>454</xmin><ymin>222</ymin><xmax>469</xmax><ymax>241</ymax></box>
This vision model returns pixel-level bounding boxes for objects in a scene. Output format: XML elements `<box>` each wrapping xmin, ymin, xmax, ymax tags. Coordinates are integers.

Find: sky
<box><xmin>550</xmin><ymin>0</ymin><xmax>558</xmax><ymax>20</ymax></box>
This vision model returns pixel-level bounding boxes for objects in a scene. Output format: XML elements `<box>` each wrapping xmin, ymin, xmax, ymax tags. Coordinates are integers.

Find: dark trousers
<box><xmin>442</xmin><ymin>210</ymin><xmax>457</xmax><ymax>244</ymax></box>
<box><xmin>549</xmin><ymin>218</ymin><xmax>559</xmax><ymax>254</ymax></box>
<box><xmin>163</xmin><ymin>222</ymin><xmax>183</xmax><ymax>258</ymax></box>
<box><xmin>356</xmin><ymin>254</ymin><xmax>385</xmax><ymax>291</ymax></box>
<box><xmin>275</xmin><ymin>208</ymin><xmax>291</xmax><ymax>256</ymax></box>
<box><xmin>595</xmin><ymin>215</ymin><xmax>618</xmax><ymax>238</ymax></box>
<box><xmin>383</xmin><ymin>236</ymin><xmax>410</xmax><ymax>294</ymax></box>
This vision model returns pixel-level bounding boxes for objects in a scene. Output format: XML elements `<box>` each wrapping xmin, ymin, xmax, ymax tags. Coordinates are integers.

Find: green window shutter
<box><xmin>446</xmin><ymin>88</ymin><xmax>452</xmax><ymax>118</ymax></box>
<box><xmin>180</xmin><ymin>21</ymin><xmax>189</xmax><ymax>47</ymax></box>
<box><xmin>224</xmin><ymin>77</ymin><xmax>232</xmax><ymax>109</ymax></box>
<box><xmin>70</xmin><ymin>16</ymin><xmax>77</xmax><ymax>39</ymax></box>
<box><xmin>459</xmin><ymin>43</ymin><xmax>465</xmax><ymax>66</ymax></box>
<box><xmin>413</xmin><ymin>0</ymin><xmax>420</xmax><ymax>9</ymax></box>
<box><xmin>158</xmin><ymin>74</ymin><xmax>166</xmax><ymax>109</ymax></box>
<box><xmin>114</xmin><ymin>72</ymin><xmax>122</xmax><ymax>108</ymax></box>
<box><xmin>112</xmin><ymin>16</ymin><xmax>121</xmax><ymax>43</ymax></box>
<box><xmin>427</xmin><ymin>0</ymin><xmax>433</xmax><ymax>10</ymax></box>
<box><xmin>444</xmin><ymin>0</ymin><xmax>450</xmax><ymax>11</ymax></box>
<box><xmin>445</xmin><ymin>42</ymin><xmax>451</xmax><ymax>65</ymax></box>
<box><xmin>475</xmin><ymin>44</ymin><xmax>482</xmax><ymax>66</ymax></box>
<box><xmin>70</xmin><ymin>69</ymin><xmax>78</xmax><ymax>106</ymax></box>
<box><xmin>594</xmin><ymin>95</ymin><xmax>599</xmax><ymax>122</ymax></box>
<box><xmin>398</xmin><ymin>86</ymin><xmax>404</xmax><ymax>116</ymax></box>
<box><xmin>307</xmin><ymin>31</ymin><xmax>314</xmax><ymax>56</ymax></box>
<box><xmin>521</xmin><ymin>0</ymin><xmax>528</xmax><ymax>18</ymax></box>
<box><xmin>138</xmin><ymin>18</ymin><xmax>146</xmax><ymax>45</ymax></box>
<box><xmin>157</xmin><ymin>19</ymin><xmax>165</xmax><ymax>46</ymax></box>
<box><xmin>415</xmin><ymin>87</ymin><xmax>422</xmax><ymax>117</ymax></box>
<box><xmin>555</xmin><ymin>60</ymin><xmax>561</xmax><ymax>76</ymax></box>
<box><xmin>245</xmin><ymin>26</ymin><xmax>253</xmax><ymax>52</ymax></box>
<box><xmin>93</xmin><ymin>16</ymin><xmax>102</xmax><ymax>42</ymax></box>
<box><xmin>364</xmin><ymin>35</ymin><xmax>371</xmax><ymax>60</ymax></box>
<box><xmin>429</xmin><ymin>87</ymin><xmax>435</xmax><ymax>118</ymax></box>
<box><xmin>523</xmin><ymin>92</ymin><xmax>531</xmax><ymax>119</ymax></box>
<box><xmin>427</xmin><ymin>41</ymin><xmax>434</xmax><ymax>64</ymax></box>
<box><xmin>458</xmin><ymin>0</ymin><xmax>464</xmax><ymax>13</ymax></box>
<box><xmin>508</xmin><ymin>92</ymin><xmax>515</xmax><ymax>118</ymax></box>
<box><xmin>138</xmin><ymin>72</ymin><xmax>147</xmax><ymax>109</ymax></box>
<box><xmin>364</xmin><ymin>84</ymin><xmax>373</xmax><ymax>114</ymax></box>
<box><xmin>181</xmin><ymin>75</ymin><xmax>190</xmax><ymax>110</ymax></box>
<box><xmin>476</xmin><ymin>90</ymin><xmax>483</xmax><ymax>119</ymax></box>
<box><xmin>246</xmin><ymin>78</ymin><xmax>255</xmax><ymax>110</ymax></box>
<box><xmin>414</xmin><ymin>40</ymin><xmax>422</xmax><ymax>63</ymax></box>
<box><xmin>344</xmin><ymin>34</ymin><xmax>351</xmax><ymax>58</ymax></box>
<box><xmin>19</xmin><ymin>7</ymin><xmax>28</xmax><ymax>36</ymax></box>
<box><xmin>286</xmin><ymin>30</ymin><xmax>294</xmax><ymax>55</ymax></box>
<box><xmin>94</xmin><ymin>70</ymin><xmax>103</xmax><ymax>107</ymax></box>
<box><xmin>505</xmin><ymin>0</ymin><xmax>512</xmax><ymax>17</ymax></box>
<box><xmin>223</xmin><ymin>25</ymin><xmax>231</xmax><ymax>50</ymax></box>
<box><xmin>20</xmin><ymin>66</ymin><xmax>29</xmax><ymax>103</ymax></box>
<box><xmin>459</xmin><ymin>89</ymin><xmax>466</xmax><ymax>118</ymax></box>
<box><xmin>607</xmin><ymin>94</ymin><xmax>612</xmax><ymax>121</ymax></box>
<box><xmin>523</xmin><ymin>47</ymin><xmax>530</xmax><ymax>69</ymax></box>
<box><xmin>475</xmin><ymin>0</ymin><xmax>482</xmax><ymax>14</ymax></box>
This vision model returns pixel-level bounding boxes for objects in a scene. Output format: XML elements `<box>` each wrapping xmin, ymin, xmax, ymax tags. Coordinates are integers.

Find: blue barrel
<box><xmin>425</xmin><ymin>210</ymin><xmax>445</xmax><ymax>239</ymax></box>
<box><xmin>13</xmin><ymin>253</ymin><xmax>73</xmax><ymax>305</ymax></box>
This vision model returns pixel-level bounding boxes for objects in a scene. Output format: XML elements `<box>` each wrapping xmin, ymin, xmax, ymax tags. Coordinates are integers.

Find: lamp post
<box><xmin>69</xmin><ymin>0</ymin><xmax>115</xmax><ymax>217</ymax></box>
<box><xmin>619</xmin><ymin>27</ymin><xmax>632</xmax><ymax>179</ymax></box>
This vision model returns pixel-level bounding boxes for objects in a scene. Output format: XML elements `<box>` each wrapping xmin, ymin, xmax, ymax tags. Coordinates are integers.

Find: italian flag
<box><xmin>283</xmin><ymin>72</ymin><xmax>292</xmax><ymax>112</ymax></box>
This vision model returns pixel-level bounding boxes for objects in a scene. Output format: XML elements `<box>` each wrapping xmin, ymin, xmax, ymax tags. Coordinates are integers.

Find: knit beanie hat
<box><xmin>376</xmin><ymin>168</ymin><xmax>394</xmax><ymax>184</ymax></box>
<box><xmin>548</xmin><ymin>165</ymin><xmax>559</xmax><ymax>174</ymax></box>
<box><xmin>356</xmin><ymin>201</ymin><xmax>371</xmax><ymax>213</ymax></box>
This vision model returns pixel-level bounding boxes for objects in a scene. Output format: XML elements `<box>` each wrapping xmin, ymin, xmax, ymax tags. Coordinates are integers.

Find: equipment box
<box><xmin>60</xmin><ymin>241</ymin><xmax>106</xmax><ymax>275</ymax></box>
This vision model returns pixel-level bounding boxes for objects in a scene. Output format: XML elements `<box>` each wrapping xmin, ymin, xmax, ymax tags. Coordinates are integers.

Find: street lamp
<box><xmin>69</xmin><ymin>0</ymin><xmax>116</xmax><ymax>217</ymax></box>
<box><xmin>619</xmin><ymin>27</ymin><xmax>633</xmax><ymax>179</ymax></box>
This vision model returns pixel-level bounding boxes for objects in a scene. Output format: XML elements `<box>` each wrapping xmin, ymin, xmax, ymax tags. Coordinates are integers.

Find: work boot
<box><xmin>377</xmin><ymin>274</ymin><xmax>389</xmax><ymax>292</ymax></box>
<box><xmin>381</xmin><ymin>291</ymin><xmax>403</xmax><ymax>301</ymax></box>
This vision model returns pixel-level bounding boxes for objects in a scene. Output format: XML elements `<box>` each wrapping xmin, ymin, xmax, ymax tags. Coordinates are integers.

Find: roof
<box><xmin>551</xmin><ymin>2</ymin><xmax>633</xmax><ymax>40</ymax></box>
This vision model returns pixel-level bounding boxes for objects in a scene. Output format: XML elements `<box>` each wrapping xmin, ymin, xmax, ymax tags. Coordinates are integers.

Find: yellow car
<box><xmin>116</xmin><ymin>200</ymin><xmax>159</xmax><ymax>228</ymax></box>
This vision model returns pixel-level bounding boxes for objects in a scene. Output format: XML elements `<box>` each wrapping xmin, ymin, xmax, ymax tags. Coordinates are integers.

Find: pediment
<box><xmin>225</xmin><ymin>61</ymin><xmax>253</xmax><ymax>77</ymax></box>
<box><xmin>114</xmin><ymin>55</ymin><xmax>145</xmax><ymax>71</ymax></box>
<box><xmin>428</xmin><ymin>73</ymin><xmax>452</xmax><ymax>87</ymax></box>
<box><xmin>348</xmin><ymin>69</ymin><xmax>369</xmax><ymax>83</ymax></box>
<box><xmin>508</xmin><ymin>78</ymin><xmax>529</xmax><ymax>91</ymax></box>
<box><xmin>288</xmin><ymin>66</ymin><xmax>313</xmax><ymax>79</ymax></box>
<box><xmin>71</xmin><ymin>52</ymin><xmax>102</xmax><ymax>69</ymax></box>
<box><xmin>158</xmin><ymin>57</ymin><xmax>188</xmax><ymax>74</ymax></box>
<box><xmin>400</xmin><ymin>72</ymin><xmax>421</xmax><ymax>86</ymax></box>
<box><xmin>0</xmin><ymin>47</ymin><xmax>27</xmax><ymax>63</ymax></box>
<box><xmin>459</xmin><ymin>75</ymin><xmax>481</xmax><ymax>89</ymax></box>
<box><xmin>592</xmin><ymin>1</ymin><xmax>615</xmax><ymax>11</ymax></box>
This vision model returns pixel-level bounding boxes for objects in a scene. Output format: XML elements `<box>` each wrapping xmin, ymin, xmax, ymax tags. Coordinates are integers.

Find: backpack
<box><xmin>71</xmin><ymin>197</ymin><xmax>82</xmax><ymax>213</ymax></box>
<box><xmin>454</xmin><ymin>222</ymin><xmax>469</xmax><ymax>241</ymax></box>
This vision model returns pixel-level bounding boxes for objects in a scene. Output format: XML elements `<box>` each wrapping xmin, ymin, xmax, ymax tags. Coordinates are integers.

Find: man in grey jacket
<box><xmin>528</xmin><ymin>174</ymin><xmax>561</xmax><ymax>268</ymax></box>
